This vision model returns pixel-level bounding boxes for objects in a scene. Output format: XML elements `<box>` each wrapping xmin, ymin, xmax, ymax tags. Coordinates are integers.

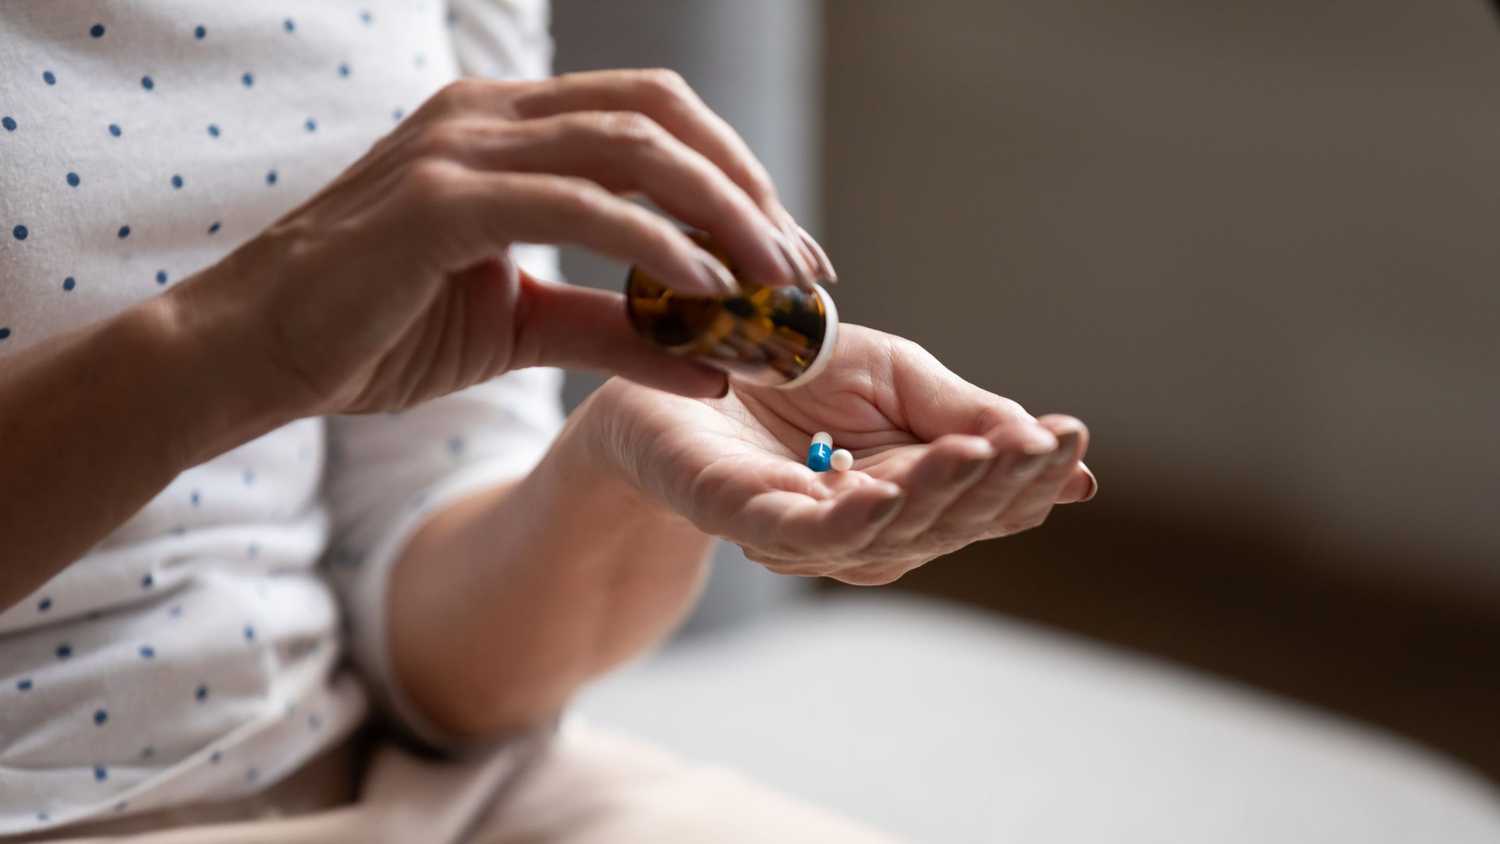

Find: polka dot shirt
<box><xmin>0</xmin><ymin>1</ymin><xmax>561</xmax><ymax>835</ymax></box>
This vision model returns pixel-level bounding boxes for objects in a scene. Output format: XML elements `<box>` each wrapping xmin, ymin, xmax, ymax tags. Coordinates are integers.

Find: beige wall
<box><xmin>823</xmin><ymin>0</ymin><xmax>1500</xmax><ymax>595</ymax></box>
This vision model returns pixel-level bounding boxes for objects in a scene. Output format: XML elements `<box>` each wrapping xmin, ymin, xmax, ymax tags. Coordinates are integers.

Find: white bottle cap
<box><xmin>812</xmin><ymin>431</ymin><xmax>833</xmax><ymax>447</ymax></box>
<box><xmin>777</xmin><ymin>283</ymin><xmax>839</xmax><ymax>390</ymax></box>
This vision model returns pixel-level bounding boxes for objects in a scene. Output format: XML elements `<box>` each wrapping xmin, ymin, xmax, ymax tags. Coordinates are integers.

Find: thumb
<box><xmin>512</xmin><ymin>270</ymin><xmax>728</xmax><ymax>398</ymax></box>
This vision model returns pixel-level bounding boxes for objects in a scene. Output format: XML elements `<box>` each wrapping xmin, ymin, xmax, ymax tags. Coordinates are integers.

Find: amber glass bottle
<box><xmin>624</xmin><ymin>240</ymin><xmax>838</xmax><ymax>389</ymax></box>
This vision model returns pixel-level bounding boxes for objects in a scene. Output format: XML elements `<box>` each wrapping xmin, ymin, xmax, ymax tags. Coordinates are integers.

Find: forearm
<box><xmin>0</xmin><ymin>291</ymin><xmax>291</xmax><ymax>611</ymax></box>
<box><xmin>388</xmin><ymin>390</ymin><xmax>713</xmax><ymax>738</ymax></box>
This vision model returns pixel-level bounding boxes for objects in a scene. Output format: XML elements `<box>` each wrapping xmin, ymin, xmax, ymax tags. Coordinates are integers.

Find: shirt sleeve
<box><xmin>323</xmin><ymin>245</ymin><xmax>566</xmax><ymax>752</ymax></box>
<box><xmin>447</xmin><ymin>0</ymin><xmax>554</xmax><ymax>82</ymax></box>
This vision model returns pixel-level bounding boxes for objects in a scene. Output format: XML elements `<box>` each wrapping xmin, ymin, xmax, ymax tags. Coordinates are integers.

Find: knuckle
<box><xmin>607</xmin><ymin>111</ymin><xmax>667</xmax><ymax>145</ymax></box>
<box><xmin>435</xmin><ymin>77</ymin><xmax>486</xmax><ymax>110</ymax></box>
<box><xmin>547</xmin><ymin>177</ymin><xmax>603</xmax><ymax>219</ymax></box>
<box><xmin>400</xmin><ymin>159</ymin><xmax>464</xmax><ymax>204</ymax></box>
<box><xmin>635</xmin><ymin>68</ymin><xmax>694</xmax><ymax>105</ymax></box>
<box><xmin>412</xmin><ymin>122</ymin><xmax>471</xmax><ymax>160</ymax></box>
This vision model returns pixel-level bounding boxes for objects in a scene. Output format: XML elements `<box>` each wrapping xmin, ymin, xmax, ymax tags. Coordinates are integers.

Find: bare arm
<box><xmin>388</xmin><ymin>385</ymin><xmax>713</xmax><ymax>737</ymax></box>
<box><xmin>0</xmin><ymin>295</ymin><xmax>289</xmax><ymax>612</ymax></box>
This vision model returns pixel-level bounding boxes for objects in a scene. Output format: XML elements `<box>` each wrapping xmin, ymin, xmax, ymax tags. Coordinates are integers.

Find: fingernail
<box><xmin>1015</xmin><ymin>452</ymin><xmax>1050</xmax><ymax>477</ymax></box>
<box><xmin>956</xmin><ymin>458</ymin><xmax>992</xmax><ymax>486</ymax></box>
<box><xmin>771</xmin><ymin>231</ymin><xmax>817</xmax><ymax>293</ymax></box>
<box><xmin>1080</xmin><ymin>464</ymin><xmax>1098</xmax><ymax>501</ymax></box>
<box><xmin>795</xmin><ymin>223</ymin><xmax>838</xmax><ymax>284</ymax></box>
<box><xmin>1050</xmin><ymin>431</ymin><xmax>1080</xmax><ymax>466</ymax></box>
<box><xmin>693</xmin><ymin>248</ymin><xmax>740</xmax><ymax>296</ymax></box>
<box><xmin>1021</xmin><ymin>428</ymin><xmax>1059</xmax><ymax>456</ymax></box>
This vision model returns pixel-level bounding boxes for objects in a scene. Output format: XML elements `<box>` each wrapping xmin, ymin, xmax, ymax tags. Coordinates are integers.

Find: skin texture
<box><xmin>0</xmin><ymin>69</ymin><xmax>1094</xmax><ymax>740</ymax></box>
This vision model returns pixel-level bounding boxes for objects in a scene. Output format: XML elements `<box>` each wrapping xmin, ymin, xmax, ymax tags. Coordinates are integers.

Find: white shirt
<box><xmin>0</xmin><ymin>1</ymin><xmax>562</xmax><ymax>835</ymax></box>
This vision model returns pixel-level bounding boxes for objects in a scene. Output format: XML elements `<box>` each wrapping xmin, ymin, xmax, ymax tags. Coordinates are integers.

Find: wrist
<box><xmin>143</xmin><ymin>276</ymin><xmax>304</xmax><ymax>467</ymax></box>
<box><xmin>565</xmin><ymin>379</ymin><xmax>696</xmax><ymax>527</ymax></box>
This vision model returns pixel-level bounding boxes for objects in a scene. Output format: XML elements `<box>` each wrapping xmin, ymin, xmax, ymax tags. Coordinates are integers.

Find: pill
<box><xmin>830</xmin><ymin>448</ymin><xmax>854</xmax><ymax>471</ymax></box>
<box><xmin>807</xmin><ymin>433</ymin><xmax>833</xmax><ymax>472</ymax></box>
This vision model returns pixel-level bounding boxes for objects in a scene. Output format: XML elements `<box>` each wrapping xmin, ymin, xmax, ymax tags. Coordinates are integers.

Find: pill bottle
<box><xmin>624</xmin><ymin>239</ymin><xmax>839</xmax><ymax>389</ymax></box>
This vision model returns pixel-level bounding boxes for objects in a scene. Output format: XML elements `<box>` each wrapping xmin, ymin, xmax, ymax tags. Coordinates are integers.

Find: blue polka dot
<box><xmin>141</xmin><ymin>573</ymin><xmax>155</xmax><ymax>589</ymax></box>
<box><xmin>195</xmin><ymin>684</ymin><xmax>209</xmax><ymax>702</ymax></box>
<box><xmin>138</xmin><ymin>645</ymin><xmax>155</xmax><ymax>659</ymax></box>
<box><xmin>141</xmin><ymin>746</ymin><xmax>155</xmax><ymax>759</ymax></box>
<box><xmin>108</xmin><ymin>123</ymin><xmax>122</xmax><ymax>137</ymax></box>
<box><xmin>209</xmin><ymin>750</ymin><xmax>222</xmax><ymax>764</ymax></box>
<box><xmin>0</xmin><ymin>328</ymin><xmax>10</xmax><ymax>341</ymax></box>
<box><xmin>208</xmin><ymin>221</ymin><xmax>221</xmax><ymax>234</ymax></box>
<box><xmin>359</xmin><ymin>10</ymin><xmax>373</xmax><ymax>24</ymax></box>
<box><xmin>168</xmin><ymin>605</ymin><xmax>183</xmax><ymax>619</ymax></box>
<box><xmin>63</xmin><ymin>276</ymin><xmax>76</xmax><ymax>291</ymax></box>
<box><xmin>17</xmin><ymin>678</ymin><xmax>32</xmax><ymax>691</ymax></box>
<box><xmin>305</xmin><ymin>117</ymin><xmax>317</xmax><ymax>132</ymax></box>
<box><xmin>244</xmin><ymin>625</ymin><xmax>255</xmax><ymax>641</ymax></box>
<box><xmin>246</xmin><ymin>767</ymin><xmax>260</xmax><ymax>783</ymax></box>
<box><xmin>114</xmin><ymin>801</ymin><xmax>128</xmax><ymax>813</ymax></box>
<box><xmin>243</xmin><ymin>468</ymin><xmax>255</xmax><ymax>485</ymax></box>
<box><xmin>141</xmin><ymin>76</ymin><xmax>154</xmax><ymax>91</ymax></box>
<box><xmin>308</xmin><ymin>713</ymin><xmax>323</xmax><ymax>730</ymax></box>
<box><xmin>56</xmin><ymin>643</ymin><xmax>72</xmax><ymax>660</ymax></box>
<box><xmin>207</xmin><ymin>123</ymin><xmax>220</xmax><ymax>137</ymax></box>
<box><xmin>37</xmin><ymin>597</ymin><xmax>51</xmax><ymax>612</ymax></box>
<box><xmin>191</xmin><ymin>490</ymin><xmax>201</xmax><ymax>506</ymax></box>
<box><xmin>90</xmin><ymin>23</ymin><xmax>105</xmax><ymax>38</ymax></box>
<box><xmin>36</xmin><ymin>811</ymin><xmax>48</xmax><ymax>822</ymax></box>
<box><xmin>170</xmin><ymin>174</ymin><xmax>183</xmax><ymax>189</ymax></box>
<box><xmin>118</xmin><ymin>225</ymin><xmax>130</xmax><ymax>238</ymax></box>
<box><xmin>156</xmin><ymin>270</ymin><xmax>168</xmax><ymax>285</ymax></box>
<box><xmin>94</xmin><ymin>765</ymin><xmax>108</xmax><ymax>782</ymax></box>
<box><xmin>447</xmin><ymin>436</ymin><xmax>465</xmax><ymax>455</ymax></box>
<box><xmin>94</xmin><ymin>708</ymin><xmax>108</xmax><ymax>726</ymax></box>
<box><xmin>337</xmin><ymin>62</ymin><xmax>351</xmax><ymax>78</ymax></box>
<box><xmin>2</xmin><ymin>116</ymin><xmax>16</xmax><ymax>131</ymax></box>
<box><xmin>265</xmin><ymin>170</ymin><xmax>278</xmax><ymax>185</ymax></box>
<box><xmin>248</xmin><ymin>542</ymin><xmax>260</xmax><ymax>559</ymax></box>
<box><xmin>13</xmin><ymin>225</ymin><xmax>29</xmax><ymax>240</ymax></box>
<box><xmin>43</xmin><ymin>70</ymin><xmax>56</xmax><ymax>85</ymax></box>
<box><xmin>241</xmin><ymin>71</ymin><xmax>254</xmax><ymax>87</ymax></box>
<box><xmin>392</xmin><ymin>108</ymin><xmax>404</xmax><ymax>121</ymax></box>
<box><xmin>283</xmin><ymin>18</ymin><xmax>295</xmax><ymax>32</ymax></box>
<box><xmin>194</xmin><ymin>24</ymin><xmax>206</xmax><ymax>39</ymax></box>
<box><xmin>66</xmin><ymin>172</ymin><xmax>80</xmax><ymax>187</ymax></box>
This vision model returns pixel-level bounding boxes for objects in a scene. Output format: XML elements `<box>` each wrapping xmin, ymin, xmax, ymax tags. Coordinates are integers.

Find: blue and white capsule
<box><xmin>807</xmin><ymin>431</ymin><xmax>834</xmax><ymax>472</ymax></box>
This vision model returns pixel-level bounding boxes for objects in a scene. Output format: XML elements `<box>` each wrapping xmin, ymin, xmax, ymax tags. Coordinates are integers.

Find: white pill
<box><xmin>812</xmin><ymin>431</ymin><xmax>833</xmax><ymax>447</ymax></box>
<box><xmin>830</xmin><ymin>448</ymin><xmax>854</xmax><ymax>471</ymax></box>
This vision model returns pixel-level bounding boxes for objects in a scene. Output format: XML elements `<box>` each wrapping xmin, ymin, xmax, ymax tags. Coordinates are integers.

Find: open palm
<box><xmin>598</xmin><ymin>324</ymin><xmax>1094</xmax><ymax>585</ymax></box>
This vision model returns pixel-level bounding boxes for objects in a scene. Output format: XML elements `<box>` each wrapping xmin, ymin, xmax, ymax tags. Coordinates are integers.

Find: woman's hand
<box><xmin>593</xmin><ymin>325</ymin><xmax>1097</xmax><ymax>586</ymax></box>
<box><xmin>171</xmin><ymin>69</ymin><xmax>834</xmax><ymax>432</ymax></box>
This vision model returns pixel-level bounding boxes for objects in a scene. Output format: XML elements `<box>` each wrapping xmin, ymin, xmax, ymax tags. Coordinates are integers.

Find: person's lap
<box><xmin>15</xmin><ymin>722</ymin><xmax>897</xmax><ymax>844</ymax></box>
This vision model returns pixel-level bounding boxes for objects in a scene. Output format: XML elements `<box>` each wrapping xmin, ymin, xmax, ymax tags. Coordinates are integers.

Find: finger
<box><xmin>886</xmin><ymin>342</ymin><xmax>1058</xmax><ymax>449</ymax></box>
<box><xmin>930</xmin><ymin>424</ymin><xmax>1059</xmax><ymax>528</ymax></box>
<box><xmin>734</xmin><ymin>480</ymin><xmax>904</xmax><ymax>559</ymax></box>
<box><xmin>869</xmin><ymin>435</ymin><xmax>995</xmax><ymax>544</ymax></box>
<box><xmin>992</xmin><ymin>419</ymin><xmax>1089</xmax><ymax>534</ymax></box>
<box><xmin>1056</xmin><ymin>462</ymin><xmax>1097</xmax><ymax>504</ymax></box>
<box><xmin>503</xmin><ymin>69</ymin><xmax>823</xmax><ymax>282</ymax></box>
<box><xmin>510</xmin><ymin>271</ymin><xmax>726</xmax><ymax>398</ymax></box>
<box><xmin>416</xmin><ymin>166</ymin><xmax>733</xmax><ymax>296</ymax></box>
<box><xmin>437</xmin><ymin>113</ymin><xmax>796</xmax><ymax>290</ymax></box>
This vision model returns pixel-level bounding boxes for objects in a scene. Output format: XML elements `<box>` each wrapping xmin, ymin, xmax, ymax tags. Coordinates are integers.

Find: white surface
<box><xmin>578</xmin><ymin>594</ymin><xmax>1500</xmax><ymax>843</ymax></box>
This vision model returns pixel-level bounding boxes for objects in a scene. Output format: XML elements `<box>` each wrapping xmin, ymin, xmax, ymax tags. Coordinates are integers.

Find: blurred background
<box><xmin>546</xmin><ymin>1</ymin><xmax>1500</xmax><ymax>840</ymax></box>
